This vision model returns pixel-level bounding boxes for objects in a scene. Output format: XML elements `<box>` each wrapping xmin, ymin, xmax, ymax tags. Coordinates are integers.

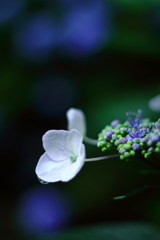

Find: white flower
<box><xmin>149</xmin><ymin>94</ymin><xmax>160</xmax><ymax>112</ymax></box>
<box><xmin>67</xmin><ymin>108</ymin><xmax>98</xmax><ymax>145</ymax></box>
<box><xmin>35</xmin><ymin>129</ymin><xmax>85</xmax><ymax>182</ymax></box>
<box><xmin>66</xmin><ymin>108</ymin><xmax>86</xmax><ymax>137</ymax></box>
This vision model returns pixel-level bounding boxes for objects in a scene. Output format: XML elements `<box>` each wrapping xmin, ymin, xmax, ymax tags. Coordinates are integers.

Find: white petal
<box><xmin>67</xmin><ymin>108</ymin><xmax>86</xmax><ymax>136</ymax></box>
<box><xmin>42</xmin><ymin>130</ymin><xmax>71</xmax><ymax>161</ymax></box>
<box><xmin>149</xmin><ymin>95</ymin><xmax>160</xmax><ymax>112</ymax></box>
<box><xmin>66</xmin><ymin>129</ymin><xmax>83</xmax><ymax>157</ymax></box>
<box><xmin>60</xmin><ymin>144</ymin><xmax>85</xmax><ymax>182</ymax></box>
<box><xmin>35</xmin><ymin>152</ymin><xmax>70</xmax><ymax>182</ymax></box>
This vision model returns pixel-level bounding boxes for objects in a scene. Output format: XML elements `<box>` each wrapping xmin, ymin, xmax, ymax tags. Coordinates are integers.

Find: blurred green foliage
<box><xmin>0</xmin><ymin>0</ymin><xmax>160</xmax><ymax>239</ymax></box>
<box><xmin>35</xmin><ymin>223</ymin><xmax>160</xmax><ymax>240</ymax></box>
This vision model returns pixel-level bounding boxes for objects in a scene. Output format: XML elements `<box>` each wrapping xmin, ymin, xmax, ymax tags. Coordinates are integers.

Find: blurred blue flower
<box><xmin>58</xmin><ymin>0</ymin><xmax>111</xmax><ymax>57</ymax></box>
<box><xmin>0</xmin><ymin>0</ymin><xmax>24</xmax><ymax>23</ymax></box>
<box><xmin>14</xmin><ymin>12</ymin><xmax>57</xmax><ymax>61</ymax></box>
<box><xmin>15</xmin><ymin>186</ymin><xmax>72</xmax><ymax>235</ymax></box>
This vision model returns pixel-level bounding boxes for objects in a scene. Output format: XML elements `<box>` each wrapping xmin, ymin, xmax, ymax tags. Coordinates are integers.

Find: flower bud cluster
<box><xmin>98</xmin><ymin>112</ymin><xmax>160</xmax><ymax>161</ymax></box>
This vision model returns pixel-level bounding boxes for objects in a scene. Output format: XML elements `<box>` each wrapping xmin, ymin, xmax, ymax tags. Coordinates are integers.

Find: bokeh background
<box><xmin>1</xmin><ymin>0</ymin><xmax>160</xmax><ymax>239</ymax></box>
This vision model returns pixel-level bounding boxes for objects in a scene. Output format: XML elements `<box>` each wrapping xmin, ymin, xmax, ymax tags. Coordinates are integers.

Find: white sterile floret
<box><xmin>66</xmin><ymin>108</ymin><xmax>86</xmax><ymax>137</ymax></box>
<box><xmin>35</xmin><ymin>129</ymin><xmax>85</xmax><ymax>182</ymax></box>
<box><xmin>149</xmin><ymin>94</ymin><xmax>160</xmax><ymax>112</ymax></box>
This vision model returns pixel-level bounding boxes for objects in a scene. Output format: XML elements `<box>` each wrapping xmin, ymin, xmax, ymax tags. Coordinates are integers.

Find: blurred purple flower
<box><xmin>58</xmin><ymin>0</ymin><xmax>111</xmax><ymax>56</ymax></box>
<box><xmin>15</xmin><ymin>186</ymin><xmax>72</xmax><ymax>235</ymax></box>
<box><xmin>14</xmin><ymin>12</ymin><xmax>57</xmax><ymax>61</ymax></box>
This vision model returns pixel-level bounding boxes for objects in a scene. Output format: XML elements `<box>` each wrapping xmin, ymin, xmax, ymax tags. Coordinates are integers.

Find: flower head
<box><xmin>35</xmin><ymin>129</ymin><xmax>85</xmax><ymax>182</ymax></box>
<box><xmin>126</xmin><ymin>110</ymin><xmax>151</xmax><ymax>139</ymax></box>
<box><xmin>98</xmin><ymin>110</ymin><xmax>160</xmax><ymax>161</ymax></box>
<box><xmin>67</xmin><ymin>108</ymin><xmax>86</xmax><ymax>136</ymax></box>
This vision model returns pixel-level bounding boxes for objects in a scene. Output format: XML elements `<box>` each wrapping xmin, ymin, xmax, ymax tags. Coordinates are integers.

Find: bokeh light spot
<box><xmin>15</xmin><ymin>186</ymin><xmax>72</xmax><ymax>235</ymax></box>
<box><xmin>14</xmin><ymin>12</ymin><xmax>57</xmax><ymax>61</ymax></box>
<box><xmin>58</xmin><ymin>0</ymin><xmax>111</xmax><ymax>57</ymax></box>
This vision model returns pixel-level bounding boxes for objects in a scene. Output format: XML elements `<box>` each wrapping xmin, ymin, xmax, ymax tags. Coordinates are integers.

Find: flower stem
<box><xmin>85</xmin><ymin>154</ymin><xmax>120</xmax><ymax>162</ymax></box>
<box><xmin>139</xmin><ymin>156</ymin><xmax>160</xmax><ymax>172</ymax></box>
<box><xmin>83</xmin><ymin>136</ymin><xmax>98</xmax><ymax>145</ymax></box>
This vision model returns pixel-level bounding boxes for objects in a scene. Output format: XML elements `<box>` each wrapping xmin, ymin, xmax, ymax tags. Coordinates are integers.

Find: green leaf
<box><xmin>113</xmin><ymin>185</ymin><xmax>151</xmax><ymax>200</ymax></box>
<box><xmin>35</xmin><ymin>222</ymin><xmax>160</xmax><ymax>240</ymax></box>
<box><xmin>139</xmin><ymin>169</ymin><xmax>160</xmax><ymax>175</ymax></box>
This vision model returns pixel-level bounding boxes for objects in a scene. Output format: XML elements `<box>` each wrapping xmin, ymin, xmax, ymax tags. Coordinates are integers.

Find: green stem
<box><xmin>139</xmin><ymin>156</ymin><xmax>160</xmax><ymax>171</ymax></box>
<box><xmin>83</xmin><ymin>136</ymin><xmax>98</xmax><ymax>145</ymax></box>
<box><xmin>85</xmin><ymin>154</ymin><xmax>120</xmax><ymax>162</ymax></box>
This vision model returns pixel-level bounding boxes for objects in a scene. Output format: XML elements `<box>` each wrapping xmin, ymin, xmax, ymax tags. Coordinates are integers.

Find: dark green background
<box><xmin>1</xmin><ymin>0</ymin><xmax>160</xmax><ymax>239</ymax></box>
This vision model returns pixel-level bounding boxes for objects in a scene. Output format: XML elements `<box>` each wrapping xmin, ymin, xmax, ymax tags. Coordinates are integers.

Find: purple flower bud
<box><xmin>120</xmin><ymin>137</ymin><xmax>127</xmax><ymax>144</ymax></box>
<box><xmin>106</xmin><ymin>130</ymin><xmax>114</xmax><ymax>138</ymax></box>
<box><xmin>141</xmin><ymin>136</ymin><xmax>150</xmax><ymax>143</ymax></box>
<box><xmin>127</xmin><ymin>136</ymin><xmax>133</xmax><ymax>141</ymax></box>
<box><xmin>111</xmin><ymin>120</ymin><xmax>120</xmax><ymax>127</ymax></box>
<box><xmin>119</xmin><ymin>148</ymin><xmax>126</xmax><ymax>154</ymax></box>
<box><xmin>151</xmin><ymin>134</ymin><xmax>159</xmax><ymax>143</ymax></box>
<box><xmin>132</xmin><ymin>143</ymin><xmax>140</xmax><ymax>151</ymax></box>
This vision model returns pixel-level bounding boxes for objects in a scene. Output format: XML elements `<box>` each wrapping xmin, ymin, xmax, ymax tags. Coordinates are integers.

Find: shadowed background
<box><xmin>1</xmin><ymin>0</ymin><xmax>160</xmax><ymax>239</ymax></box>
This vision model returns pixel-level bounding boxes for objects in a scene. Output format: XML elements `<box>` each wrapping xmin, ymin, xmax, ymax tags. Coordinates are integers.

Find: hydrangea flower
<box><xmin>35</xmin><ymin>129</ymin><xmax>85</xmax><ymax>182</ymax></box>
<box><xmin>67</xmin><ymin>108</ymin><xmax>86</xmax><ymax>137</ymax></box>
<box><xmin>98</xmin><ymin>110</ymin><xmax>160</xmax><ymax>161</ymax></box>
<box><xmin>67</xmin><ymin>108</ymin><xmax>97</xmax><ymax>145</ymax></box>
<box><xmin>36</xmin><ymin>109</ymin><xmax>119</xmax><ymax>183</ymax></box>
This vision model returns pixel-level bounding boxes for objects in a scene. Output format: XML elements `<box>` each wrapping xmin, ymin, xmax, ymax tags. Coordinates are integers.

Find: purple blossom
<box><xmin>126</xmin><ymin>110</ymin><xmax>152</xmax><ymax>139</ymax></box>
<box><xmin>120</xmin><ymin>138</ymin><xmax>127</xmax><ymax>144</ymax></box>
<box><xmin>132</xmin><ymin>143</ymin><xmax>140</xmax><ymax>151</ymax></box>
<box><xmin>128</xmin><ymin>128</ymin><xmax>146</xmax><ymax>139</ymax></box>
<box><xmin>106</xmin><ymin>130</ymin><xmax>114</xmax><ymax>138</ymax></box>
<box><xmin>111</xmin><ymin>120</ymin><xmax>120</xmax><ymax>127</ymax></box>
<box><xmin>151</xmin><ymin>134</ymin><xmax>160</xmax><ymax>143</ymax></box>
<box><xmin>58</xmin><ymin>0</ymin><xmax>111</xmax><ymax>56</ymax></box>
<box><xmin>127</xmin><ymin>110</ymin><xmax>142</xmax><ymax>127</ymax></box>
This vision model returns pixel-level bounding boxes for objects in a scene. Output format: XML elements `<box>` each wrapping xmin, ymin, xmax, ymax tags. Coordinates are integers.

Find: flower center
<box><xmin>127</xmin><ymin>110</ymin><xmax>142</xmax><ymax>127</ymax></box>
<box><xmin>126</xmin><ymin>110</ymin><xmax>152</xmax><ymax>139</ymax></box>
<box><xmin>70</xmin><ymin>155</ymin><xmax>77</xmax><ymax>162</ymax></box>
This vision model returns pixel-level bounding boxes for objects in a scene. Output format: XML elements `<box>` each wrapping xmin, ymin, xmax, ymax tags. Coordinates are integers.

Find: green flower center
<box><xmin>70</xmin><ymin>155</ymin><xmax>77</xmax><ymax>162</ymax></box>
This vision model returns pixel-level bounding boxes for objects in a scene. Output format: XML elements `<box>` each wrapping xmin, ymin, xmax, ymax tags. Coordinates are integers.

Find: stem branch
<box><xmin>139</xmin><ymin>156</ymin><xmax>160</xmax><ymax>171</ymax></box>
<box><xmin>83</xmin><ymin>136</ymin><xmax>98</xmax><ymax>145</ymax></box>
<box><xmin>85</xmin><ymin>154</ymin><xmax>120</xmax><ymax>162</ymax></box>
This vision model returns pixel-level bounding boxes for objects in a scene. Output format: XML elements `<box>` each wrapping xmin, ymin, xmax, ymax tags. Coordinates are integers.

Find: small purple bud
<box><xmin>120</xmin><ymin>137</ymin><xmax>127</xmax><ymax>144</ymax></box>
<box><xmin>151</xmin><ymin>134</ymin><xmax>160</xmax><ymax>143</ymax></box>
<box><xmin>140</xmin><ymin>128</ymin><xmax>146</xmax><ymax>132</ymax></box>
<box><xmin>111</xmin><ymin>120</ymin><xmax>120</xmax><ymax>127</ymax></box>
<box><xmin>141</xmin><ymin>136</ymin><xmax>150</xmax><ymax>143</ymax></box>
<box><xmin>132</xmin><ymin>143</ymin><xmax>140</xmax><ymax>151</ymax></box>
<box><xmin>119</xmin><ymin>148</ymin><xmax>126</xmax><ymax>154</ymax></box>
<box><xmin>106</xmin><ymin>130</ymin><xmax>114</xmax><ymax>138</ymax></box>
<box><xmin>127</xmin><ymin>136</ymin><xmax>133</xmax><ymax>141</ymax></box>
